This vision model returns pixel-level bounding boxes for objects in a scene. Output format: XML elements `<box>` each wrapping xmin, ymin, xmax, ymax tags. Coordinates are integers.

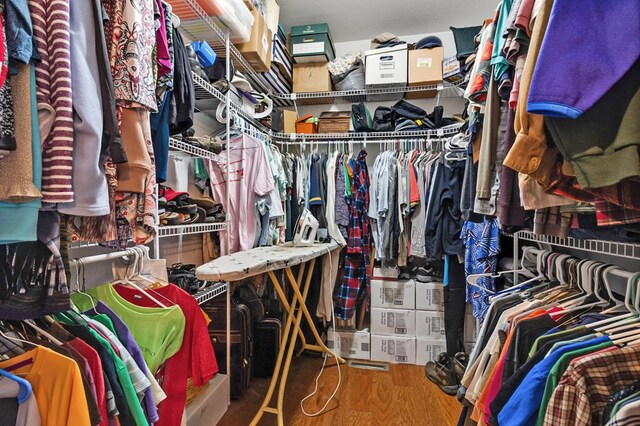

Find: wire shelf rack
<box><xmin>191</xmin><ymin>72</ymin><xmax>271</xmax><ymax>134</ymax></box>
<box><xmin>271</xmin><ymin>122</ymin><xmax>465</xmax><ymax>143</ymax></box>
<box><xmin>169</xmin><ymin>137</ymin><xmax>221</xmax><ymax>159</ymax></box>
<box><xmin>174</xmin><ymin>0</ymin><xmax>271</xmax><ymax>93</ymax></box>
<box><xmin>194</xmin><ymin>281</ymin><xmax>227</xmax><ymax>305</ymax></box>
<box><xmin>272</xmin><ymin>81</ymin><xmax>466</xmax><ymax>106</ymax></box>
<box><xmin>158</xmin><ymin>222</ymin><xmax>226</xmax><ymax>238</ymax></box>
<box><xmin>514</xmin><ymin>231</ymin><xmax>640</xmax><ymax>260</ymax></box>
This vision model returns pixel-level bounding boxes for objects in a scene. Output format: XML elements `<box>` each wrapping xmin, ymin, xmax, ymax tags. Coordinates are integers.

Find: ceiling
<box><xmin>278</xmin><ymin>0</ymin><xmax>496</xmax><ymax>43</ymax></box>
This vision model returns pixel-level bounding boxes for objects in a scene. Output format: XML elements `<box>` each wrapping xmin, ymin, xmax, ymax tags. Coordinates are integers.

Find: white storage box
<box><xmin>186</xmin><ymin>374</ymin><xmax>230</xmax><ymax>426</ymax></box>
<box><xmin>371</xmin><ymin>335</ymin><xmax>416</xmax><ymax>364</ymax></box>
<box><xmin>415</xmin><ymin>310</ymin><xmax>446</xmax><ymax>339</ymax></box>
<box><xmin>370</xmin><ymin>308</ymin><xmax>416</xmax><ymax>336</ymax></box>
<box><xmin>365</xmin><ymin>44</ymin><xmax>408</xmax><ymax>88</ymax></box>
<box><xmin>216</xmin><ymin>0</ymin><xmax>254</xmax><ymax>42</ymax></box>
<box><xmin>372</xmin><ymin>266</ymin><xmax>400</xmax><ymax>279</ymax></box>
<box><xmin>415</xmin><ymin>281</ymin><xmax>444</xmax><ymax>311</ymax></box>
<box><xmin>415</xmin><ymin>338</ymin><xmax>447</xmax><ymax>365</ymax></box>
<box><xmin>370</xmin><ymin>279</ymin><xmax>415</xmax><ymax>309</ymax></box>
<box><xmin>327</xmin><ymin>328</ymin><xmax>371</xmax><ymax>360</ymax></box>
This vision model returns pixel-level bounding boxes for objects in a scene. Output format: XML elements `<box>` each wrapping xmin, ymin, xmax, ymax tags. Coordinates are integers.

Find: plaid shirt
<box><xmin>335</xmin><ymin>151</ymin><xmax>371</xmax><ymax>320</ymax></box>
<box><xmin>544</xmin><ymin>345</ymin><xmax>640</xmax><ymax>426</ymax></box>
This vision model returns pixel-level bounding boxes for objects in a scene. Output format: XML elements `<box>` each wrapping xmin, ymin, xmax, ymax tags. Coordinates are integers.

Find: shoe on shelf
<box><xmin>425</xmin><ymin>352</ymin><xmax>460</xmax><ymax>396</ymax></box>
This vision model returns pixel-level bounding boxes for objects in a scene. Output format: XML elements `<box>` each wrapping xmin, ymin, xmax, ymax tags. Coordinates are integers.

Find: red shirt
<box><xmin>114</xmin><ymin>284</ymin><xmax>218</xmax><ymax>426</ymax></box>
<box><xmin>67</xmin><ymin>337</ymin><xmax>109</xmax><ymax>426</ymax></box>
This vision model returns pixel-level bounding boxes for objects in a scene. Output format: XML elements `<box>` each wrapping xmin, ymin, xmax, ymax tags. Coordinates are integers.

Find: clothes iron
<box><xmin>293</xmin><ymin>208</ymin><xmax>319</xmax><ymax>246</ymax></box>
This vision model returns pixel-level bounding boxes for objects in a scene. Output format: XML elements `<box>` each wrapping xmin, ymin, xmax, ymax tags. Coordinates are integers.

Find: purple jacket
<box><xmin>527</xmin><ymin>0</ymin><xmax>640</xmax><ymax>118</ymax></box>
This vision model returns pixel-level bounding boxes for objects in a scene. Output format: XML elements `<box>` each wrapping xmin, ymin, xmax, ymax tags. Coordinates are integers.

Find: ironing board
<box><xmin>196</xmin><ymin>242</ymin><xmax>343</xmax><ymax>426</ymax></box>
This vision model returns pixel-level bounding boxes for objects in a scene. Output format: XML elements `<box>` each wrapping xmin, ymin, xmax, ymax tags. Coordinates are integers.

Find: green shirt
<box><xmin>56</xmin><ymin>314</ymin><xmax>149</xmax><ymax>426</ymax></box>
<box><xmin>528</xmin><ymin>326</ymin><xmax>587</xmax><ymax>359</ymax></box>
<box><xmin>536</xmin><ymin>340</ymin><xmax>613</xmax><ymax>426</ymax></box>
<box><xmin>72</xmin><ymin>283</ymin><xmax>186</xmax><ymax>374</ymax></box>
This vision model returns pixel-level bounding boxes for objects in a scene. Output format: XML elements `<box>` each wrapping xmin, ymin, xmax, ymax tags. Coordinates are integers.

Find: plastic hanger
<box><xmin>70</xmin><ymin>258</ymin><xmax>99</xmax><ymax>315</ymax></box>
<box><xmin>601</xmin><ymin>266</ymin><xmax>632</xmax><ymax>314</ymax></box>
<box><xmin>0</xmin><ymin>368</ymin><xmax>32</xmax><ymax>403</ymax></box>
<box><xmin>111</xmin><ymin>248</ymin><xmax>169</xmax><ymax>308</ymax></box>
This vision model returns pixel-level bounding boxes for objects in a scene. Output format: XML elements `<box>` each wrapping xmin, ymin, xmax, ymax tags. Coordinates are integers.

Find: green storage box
<box><xmin>290</xmin><ymin>23</ymin><xmax>335</xmax><ymax>63</ymax></box>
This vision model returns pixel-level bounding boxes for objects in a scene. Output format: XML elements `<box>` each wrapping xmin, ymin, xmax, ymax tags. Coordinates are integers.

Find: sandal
<box><xmin>160</xmin><ymin>212</ymin><xmax>180</xmax><ymax>226</ymax></box>
<box><xmin>425</xmin><ymin>353</ymin><xmax>459</xmax><ymax>396</ymax></box>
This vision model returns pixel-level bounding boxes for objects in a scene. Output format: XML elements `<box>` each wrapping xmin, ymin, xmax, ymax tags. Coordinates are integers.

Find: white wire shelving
<box><xmin>514</xmin><ymin>230</ymin><xmax>640</xmax><ymax>260</ymax></box>
<box><xmin>271</xmin><ymin>122</ymin><xmax>465</xmax><ymax>143</ymax></box>
<box><xmin>172</xmin><ymin>0</ymin><xmax>271</xmax><ymax>93</ymax></box>
<box><xmin>272</xmin><ymin>81</ymin><xmax>466</xmax><ymax>106</ymax></box>
<box><xmin>157</xmin><ymin>222</ymin><xmax>226</xmax><ymax>238</ymax></box>
<box><xmin>168</xmin><ymin>137</ymin><xmax>221</xmax><ymax>159</ymax></box>
<box><xmin>193</xmin><ymin>281</ymin><xmax>227</xmax><ymax>305</ymax></box>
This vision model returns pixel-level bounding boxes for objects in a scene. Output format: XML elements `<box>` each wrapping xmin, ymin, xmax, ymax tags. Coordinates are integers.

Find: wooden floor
<box><xmin>219</xmin><ymin>356</ymin><xmax>461</xmax><ymax>426</ymax></box>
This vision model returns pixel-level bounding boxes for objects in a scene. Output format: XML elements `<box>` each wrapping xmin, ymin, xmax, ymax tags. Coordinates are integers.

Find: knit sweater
<box><xmin>29</xmin><ymin>0</ymin><xmax>75</xmax><ymax>203</ymax></box>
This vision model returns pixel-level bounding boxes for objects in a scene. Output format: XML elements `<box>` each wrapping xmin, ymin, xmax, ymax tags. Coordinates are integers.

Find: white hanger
<box><xmin>112</xmin><ymin>249</ymin><xmax>168</xmax><ymax>308</ymax></box>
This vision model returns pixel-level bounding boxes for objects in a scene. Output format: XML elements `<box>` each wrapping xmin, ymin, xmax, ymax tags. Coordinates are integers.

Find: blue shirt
<box><xmin>498</xmin><ymin>335</ymin><xmax>611</xmax><ymax>426</ymax></box>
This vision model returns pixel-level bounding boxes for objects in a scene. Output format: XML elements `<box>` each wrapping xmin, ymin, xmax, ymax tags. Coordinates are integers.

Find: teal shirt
<box><xmin>491</xmin><ymin>0</ymin><xmax>514</xmax><ymax>81</ymax></box>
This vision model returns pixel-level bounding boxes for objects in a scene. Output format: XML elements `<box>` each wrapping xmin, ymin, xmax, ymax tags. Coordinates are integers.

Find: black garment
<box><xmin>62</xmin><ymin>324</ymin><xmax>134</xmax><ymax>426</ymax></box>
<box><xmin>308</xmin><ymin>154</ymin><xmax>328</xmax><ymax>238</ymax></box>
<box><xmin>425</xmin><ymin>160</ymin><xmax>465</xmax><ymax>259</ymax></box>
<box><xmin>169</xmin><ymin>30</ymin><xmax>195</xmax><ymax>135</ymax></box>
<box><xmin>488</xmin><ymin>327</ymin><xmax>593</xmax><ymax>425</ymax></box>
<box><xmin>445</xmin><ymin>256</ymin><xmax>466</xmax><ymax>356</ymax></box>
<box><xmin>383</xmin><ymin>155</ymin><xmax>400</xmax><ymax>261</ymax></box>
<box><xmin>501</xmin><ymin>314</ymin><xmax>557</xmax><ymax>382</ymax></box>
<box><xmin>93</xmin><ymin>0</ymin><xmax>126</xmax><ymax>164</ymax></box>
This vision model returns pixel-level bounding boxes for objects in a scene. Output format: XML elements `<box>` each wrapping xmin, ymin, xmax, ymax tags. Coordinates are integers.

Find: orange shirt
<box><xmin>0</xmin><ymin>346</ymin><xmax>91</xmax><ymax>426</ymax></box>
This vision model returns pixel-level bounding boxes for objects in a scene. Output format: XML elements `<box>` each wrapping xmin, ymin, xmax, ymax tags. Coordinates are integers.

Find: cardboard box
<box><xmin>415</xmin><ymin>281</ymin><xmax>444</xmax><ymax>311</ymax></box>
<box><xmin>186</xmin><ymin>374</ymin><xmax>230</xmax><ymax>426</ymax></box>
<box><xmin>282</xmin><ymin>109</ymin><xmax>297</xmax><ymax>133</ymax></box>
<box><xmin>327</xmin><ymin>328</ymin><xmax>371</xmax><ymax>360</ymax></box>
<box><xmin>370</xmin><ymin>279</ymin><xmax>416</xmax><ymax>309</ymax></box>
<box><xmin>370</xmin><ymin>308</ymin><xmax>416</xmax><ymax>336</ymax></box>
<box><xmin>443</xmin><ymin>56</ymin><xmax>464</xmax><ymax>83</ymax></box>
<box><xmin>406</xmin><ymin>47</ymin><xmax>444</xmax><ymax>99</ymax></box>
<box><xmin>291</xmin><ymin>23</ymin><xmax>336</xmax><ymax>63</ymax></box>
<box><xmin>365</xmin><ymin>44</ymin><xmax>408</xmax><ymax>88</ymax></box>
<box><xmin>293</xmin><ymin>62</ymin><xmax>331</xmax><ymax>93</ymax></box>
<box><xmin>236</xmin><ymin>9</ymin><xmax>272</xmax><ymax>72</ymax></box>
<box><xmin>416</xmin><ymin>338</ymin><xmax>447</xmax><ymax>365</ymax></box>
<box><xmin>415</xmin><ymin>310</ymin><xmax>446</xmax><ymax>340</ymax></box>
<box><xmin>371</xmin><ymin>335</ymin><xmax>416</xmax><ymax>364</ymax></box>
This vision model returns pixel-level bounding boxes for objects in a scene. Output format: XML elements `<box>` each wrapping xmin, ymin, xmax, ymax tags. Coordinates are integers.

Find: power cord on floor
<box><xmin>300</xmin><ymin>243</ymin><xmax>342</xmax><ymax>417</ymax></box>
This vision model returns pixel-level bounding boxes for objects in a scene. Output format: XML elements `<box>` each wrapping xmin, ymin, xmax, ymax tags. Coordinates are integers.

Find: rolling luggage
<box><xmin>253</xmin><ymin>318</ymin><xmax>282</xmax><ymax>377</ymax></box>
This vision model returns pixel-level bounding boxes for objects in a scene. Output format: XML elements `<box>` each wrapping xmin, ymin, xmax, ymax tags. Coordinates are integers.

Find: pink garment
<box><xmin>154</xmin><ymin>0</ymin><xmax>171</xmax><ymax>77</ymax></box>
<box><xmin>514</xmin><ymin>0</ymin><xmax>536</xmax><ymax>37</ymax></box>
<box><xmin>207</xmin><ymin>134</ymin><xmax>275</xmax><ymax>254</ymax></box>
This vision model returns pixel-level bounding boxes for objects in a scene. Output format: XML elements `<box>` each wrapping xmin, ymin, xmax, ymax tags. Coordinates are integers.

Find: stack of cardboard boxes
<box><xmin>328</xmin><ymin>267</ymin><xmax>480</xmax><ymax>366</ymax></box>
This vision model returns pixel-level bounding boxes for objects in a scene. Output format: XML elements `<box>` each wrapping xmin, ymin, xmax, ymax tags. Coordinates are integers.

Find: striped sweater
<box><xmin>28</xmin><ymin>0</ymin><xmax>74</xmax><ymax>203</ymax></box>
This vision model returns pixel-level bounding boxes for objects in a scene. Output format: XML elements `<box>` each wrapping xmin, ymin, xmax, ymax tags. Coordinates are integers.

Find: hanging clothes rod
<box><xmin>69</xmin><ymin>246</ymin><xmax>149</xmax><ymax>266</ymax></box>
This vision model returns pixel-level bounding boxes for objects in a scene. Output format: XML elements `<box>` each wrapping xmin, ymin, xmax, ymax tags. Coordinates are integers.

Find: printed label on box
<box><xmin>388</xmin><ymin>340</ymin><xmax>408</xmax><ymax>362</ymax></box>
<box><xmin>293</xmin><ymin>41</ymin><xmax>325</xmax><ymax>55</ymax></box>
<box><xmin>386</xmin><ymin>312</ymin><xmax>408</xmax><ymax>334</ymax></box>
<box><xmin>417</xmin><ymin>57</ymin><xmax>433</xmax><ymax>68</ymax></box>
<box><xmin>382</xmin><ymin>287</ymin><xmax>405</xmax><ymax>306</ymax></box>
<box><xmin>379</xmin><ymin>62</ymin><xmax>396</xmax><ymax>70</ymax></box>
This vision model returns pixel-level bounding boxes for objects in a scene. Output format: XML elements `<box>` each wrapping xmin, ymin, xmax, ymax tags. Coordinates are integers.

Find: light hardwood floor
<box><xmin>219</xmin><ymin>356</ymin><xmax>462</xmax><ymax>426</ymax></box>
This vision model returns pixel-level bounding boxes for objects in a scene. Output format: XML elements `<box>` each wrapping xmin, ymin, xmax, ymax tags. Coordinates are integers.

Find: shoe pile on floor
<box><xmin>158</xmin><ymin>185</ymin><xmax>225</xmax><ymax>226</ymax></box>
<box><xmin>425</xmin><ymin>352</ymin><xmax>468</xmax><ymax>397</ymax></box>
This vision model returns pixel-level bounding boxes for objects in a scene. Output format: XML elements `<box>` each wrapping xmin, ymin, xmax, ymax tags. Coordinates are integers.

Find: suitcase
<box><xmin>202</xmin><ymin>299</ymin><xmax>253</xmax><ymax>399</ymax></box>
<box><xmin>253</xmin><ymin>318</ymin><xmax>282</xmax><ymax>377</ymax></box>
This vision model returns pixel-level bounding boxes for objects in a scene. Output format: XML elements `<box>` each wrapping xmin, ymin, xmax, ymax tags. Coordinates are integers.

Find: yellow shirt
<box><xmin>0</xmin><ymin>346</ymin><xmax>91</xmax><ymax>426</ymax></box>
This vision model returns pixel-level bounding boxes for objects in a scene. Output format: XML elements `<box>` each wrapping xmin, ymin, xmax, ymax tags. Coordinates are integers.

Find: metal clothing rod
<box><xmin>69</xmin><ymin>246</ymin><xmax>149</xmax><ymax>266</ymax></box>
